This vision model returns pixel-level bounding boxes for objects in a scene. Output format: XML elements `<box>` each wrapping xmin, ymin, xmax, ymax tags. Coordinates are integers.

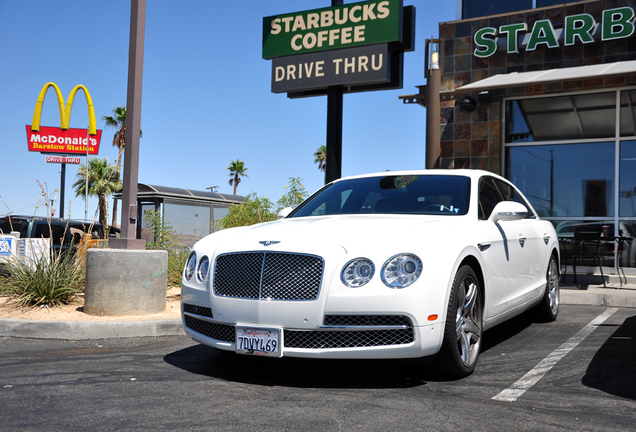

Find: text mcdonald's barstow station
<box><xmin>26</xmin><ymin>82</ymin><xmax>102</xmax><ymax>156</ymax></box>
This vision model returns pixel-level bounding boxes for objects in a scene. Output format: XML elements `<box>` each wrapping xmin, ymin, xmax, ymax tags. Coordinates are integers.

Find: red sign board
<box><xmin>45</xmin><ymin>156</ymin><xmax>81</xmax><ymax>164</ymax></box>
<box><xmin>26</xmin><ymin>125</ymin><xmax>101</xmax><ymax>155</ymax></box>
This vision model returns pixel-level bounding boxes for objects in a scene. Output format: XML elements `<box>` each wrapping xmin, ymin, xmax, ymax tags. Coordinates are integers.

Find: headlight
<box><xmin>184</xmin><ymin>252</ymin><xmax>197</xmax><ymax>281</ymax></box>
<box><xmin>341</xmin><ymin>258</ymin><xmax>375</xmax><ymax>287</ymax></box>
<box><xmin>381</xmin><ymin>253</ymin><xmax>422</xmax><ymax>288</ymax></box>
<box><xmin>197</xmin><ymin>256</ymin><xmax>210</xmax><ymax>282</ymax></box>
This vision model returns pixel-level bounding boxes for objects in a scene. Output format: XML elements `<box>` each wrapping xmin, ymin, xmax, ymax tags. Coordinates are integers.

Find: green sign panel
<box><xmin>263</xmin><ymin>0</ymin><xmax>402</xmax><ymax>59</ymax></box>
<box><xmin>474</xmin><ymin>6</ymin><xmax>636</xmax><ymax>58</ymax></box>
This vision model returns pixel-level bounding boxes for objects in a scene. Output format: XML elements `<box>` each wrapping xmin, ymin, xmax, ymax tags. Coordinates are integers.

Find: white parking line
<box><xmin>492</xmin><ymin>308</ymin><xmax>618</xmax><ymax>402</ymax></box>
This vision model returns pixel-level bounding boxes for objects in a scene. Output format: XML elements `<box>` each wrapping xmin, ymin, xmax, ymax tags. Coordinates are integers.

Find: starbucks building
<box><xmin>402</xmin><ymin>0</ymin><xmax>636</xmax><ymax>279</ymax></box>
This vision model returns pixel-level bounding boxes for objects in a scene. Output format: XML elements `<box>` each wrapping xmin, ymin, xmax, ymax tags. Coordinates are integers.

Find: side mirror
<box><xmin>489</xmin><ymin>201</ymin><xmax>528</xmax><ymax>223</ymax></box>
<box><xmin>277</xmin><ymin>207</ymin><xmax>293</xmax><ymax>219</ymax></box>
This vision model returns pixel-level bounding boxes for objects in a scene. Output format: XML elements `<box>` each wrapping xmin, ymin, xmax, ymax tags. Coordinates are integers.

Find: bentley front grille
<box><xmin>213</xmin><ymin>252</ymin><xmax>323</xmax><ymax>300</ymax></box>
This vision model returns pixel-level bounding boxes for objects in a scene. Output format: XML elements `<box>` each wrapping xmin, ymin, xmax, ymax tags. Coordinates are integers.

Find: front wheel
<box><xmin>434</xmin><ymin>265</ymin><xmax>483</xmax><ymax>378</ymax></box>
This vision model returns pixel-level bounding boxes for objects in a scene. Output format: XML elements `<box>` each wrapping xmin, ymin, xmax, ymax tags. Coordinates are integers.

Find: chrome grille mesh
<box><xmin>284</xmin><ymin>328</ymin><xmax>414</xmax><ymax>348</ymax></box>
<box><xmin>184</xmin><ymin>315</ymin><xmax>234</xmax><ymax>342</ymax></box>
<box><xmin>184</xmin><ymin>313</ymin><xmax>415</xmax><ymax>349</ymax></box>
<box><xmin>183</xmin><ymin>303</ymin><xmax>213</xmax><ymax>318</ymax></box>
<box><xmin>213</xmin><ymin>252</ymin><xmax>323</xmax><ymax>300</ymax></box>
<box><xmin>324</xmin><ymin>315</ymin><xmax>412</xmax><ymax>327</ymax></box>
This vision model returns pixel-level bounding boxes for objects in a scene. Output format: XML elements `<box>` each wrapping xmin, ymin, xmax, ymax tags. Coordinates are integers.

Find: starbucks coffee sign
<box><xmin>474</xmin><ymin>6</ymin><xmax>635</xmax><ymax>58</ymax></box>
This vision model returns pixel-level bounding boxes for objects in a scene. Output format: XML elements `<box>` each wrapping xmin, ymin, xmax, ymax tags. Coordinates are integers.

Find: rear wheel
<box><xmin>527</xmin><ymin>254</ymin><xmax>559</xmax><ymax>322</ymax></box>
<box><xmin>434</xmin><ymin>265</ymin><xmax>482</xmax><ymax>378</ymax></box>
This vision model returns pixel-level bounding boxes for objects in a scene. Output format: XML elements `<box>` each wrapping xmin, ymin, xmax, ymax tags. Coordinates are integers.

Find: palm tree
<box><xmin>314</xmin><ymin>145</ymin><xmax>326</xmax><ymax>172</ymax></box>
<box><xmin>102</xmin><ymin>106</ymin><xmax>142</xmax><ymax>227</ymax></box>
<box><xmin>72</xmin><ymin>157</ymin><xmax>122</xmax><ymax>226</ymax></box>
<box><xmin>227</xmin><ymin>159</ymin><xmax>248</xmax><ymax>195</ymax></box>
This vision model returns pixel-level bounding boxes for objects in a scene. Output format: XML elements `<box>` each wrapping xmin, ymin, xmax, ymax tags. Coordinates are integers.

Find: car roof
<box><xmin>330</xmin><ymin>169</ymin><xmax>506</xmax><ymax>183</ymax></box>
<box><xmin>0</xmin><ymin>215</ymin><xmax>103</xmax><ymax>226</ymax></box>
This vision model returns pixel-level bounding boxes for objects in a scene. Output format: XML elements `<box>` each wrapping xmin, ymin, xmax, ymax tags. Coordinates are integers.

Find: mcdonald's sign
<box><xmin>26</xmin><ymin>82</ymin><xmax>102</xmax><ymax>156</ymax></box>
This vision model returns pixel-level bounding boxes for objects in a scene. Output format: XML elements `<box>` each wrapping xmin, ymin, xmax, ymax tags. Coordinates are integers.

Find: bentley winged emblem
<box><xmin>259</xmin><ymin>240</ymin><xmax>281</xmax><ymax>246</ymax></box>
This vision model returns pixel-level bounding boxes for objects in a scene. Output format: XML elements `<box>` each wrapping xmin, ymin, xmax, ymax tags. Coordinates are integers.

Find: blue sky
<box><xmin>0</xmin><ymin>1</ymin><xmax>455</xmax><ymax>223</ymax></box>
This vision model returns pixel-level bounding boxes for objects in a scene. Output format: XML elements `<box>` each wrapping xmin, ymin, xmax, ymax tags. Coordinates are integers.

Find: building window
<box><xmin>506</xmin><ymin>93</ymin><xmax>617</xmax><ymax>143</ymax></box>
<box><xmin>462</xmin><ymin>0</ymin><xmax>531</xmax><ymax>19</ymax></box>
<box><xmin>507</xmin><ymin>142</ymin><xmax>615</xmax><ymax>218</ymax></box>
<box><xmin>505</xmin><ymin>89</ymin><xmax>636</xmax><ymax>272</ymax></box>
<box><xmin>620</xmin><ymin>141</ymin><xmax>636</xmax><ymax>217</ymax></box>
<box><xmin>461</xmin><ymin>0</ymin><xmax>571</xmax><ymax>20</ymax></box>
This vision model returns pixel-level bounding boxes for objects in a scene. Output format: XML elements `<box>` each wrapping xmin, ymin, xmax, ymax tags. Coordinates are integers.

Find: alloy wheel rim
<box><xmin>548</xmin><ymin>257</ymin><xmax>560</xmax><ymax>314</ymax></box>
<box><xmin>455</xmin><ymin>276</ymin><xmax>482</xmax><ymax>367</ymax></box>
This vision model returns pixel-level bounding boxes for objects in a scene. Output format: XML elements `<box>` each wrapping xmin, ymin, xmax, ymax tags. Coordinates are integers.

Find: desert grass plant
<box><xmin>0</xmin><ymin>249</ymin><xmax>85</xmax><ymax>308</ymax></box>
<box><xmin>0</xmin><ymin>180</ymin><xmax>106</xmax><ymax>308</ymax></box>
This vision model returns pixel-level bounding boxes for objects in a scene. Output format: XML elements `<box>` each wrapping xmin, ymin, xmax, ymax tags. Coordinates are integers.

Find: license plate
<box><xmin>235</xmin><ymin>326</ymin><xmax>281</xmax><ymax>357</ymax></box>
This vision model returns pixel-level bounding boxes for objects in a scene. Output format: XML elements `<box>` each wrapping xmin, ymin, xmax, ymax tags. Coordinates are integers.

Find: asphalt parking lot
<box><xmin>1</xmin><ymin>304</ymin><xmax>635</xmax><ymax>431</ymax></box>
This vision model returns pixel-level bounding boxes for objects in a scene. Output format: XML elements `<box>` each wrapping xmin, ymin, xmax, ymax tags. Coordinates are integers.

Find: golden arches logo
<box><xmin>31</xmin><ymin>82</ymin><xmax>97</xmax><ymax>135</ymax></box>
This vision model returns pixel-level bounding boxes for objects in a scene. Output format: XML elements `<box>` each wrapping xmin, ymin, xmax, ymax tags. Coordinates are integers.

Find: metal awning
<box><xmin>440</xmin><ymin>60</ymin><xmax>636</xmax><ymax>97</ymax></box>
<box><xmin>113</xmin><ymin>183</ymin><xmax>245</xmax><ymax>205</ymax></box>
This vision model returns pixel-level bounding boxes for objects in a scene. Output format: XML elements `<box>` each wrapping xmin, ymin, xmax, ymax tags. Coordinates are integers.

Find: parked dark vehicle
<box><xmin>0</xmin><ymin>215</ymin><xmax>111</xmax><ymax>253</ymax></box>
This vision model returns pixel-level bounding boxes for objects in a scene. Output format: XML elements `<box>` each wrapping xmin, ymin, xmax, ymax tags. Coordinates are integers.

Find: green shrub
<box><xmin>143</xmin><ymin>209</ymin><xmax>177</xmax><ymax>250</ymax></box>
<box><xmin>215</xmin><ymin>177</ymin><xmax>309</xmax><ymax>230</ymax></box>
<box><xmin>167</xmin><ymin>247</ymin><xmax>189</xmax><ymax>287</ymax></box>
<box><xmin>0</xmin><ymin>251</ymin><xmax>84</xmax><ymax>307</ymax></box>
<box><xmin>215</xmin><ymin>193</ymin><xmax>277</xmax><ymax>230</ymax></box>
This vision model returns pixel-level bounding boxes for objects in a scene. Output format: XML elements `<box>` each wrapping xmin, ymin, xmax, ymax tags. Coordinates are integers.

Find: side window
<box><xmin>495</xmin><ymin>179</ymin><xmax>535</xmax><ymax>219</ymax></box>
<box><xmin>479</xmin><ymin>177</ymin><xmax>503</xmax><ymax>220</ymax></box>
<box><xmin>33</xmin><ymin>223</ymin><xmax>66</xmax><ymax>247</ymax></box>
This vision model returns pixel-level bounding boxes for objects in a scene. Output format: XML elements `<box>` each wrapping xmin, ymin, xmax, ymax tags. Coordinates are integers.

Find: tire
<box><xmin>434</xmin><ymin>265</ymin><xmax>483</xmax><ymax>378</ymax></box>
<box><xmin>526</xmin><ymin>254</ymin><xmax>560</xmax><ymax>323</ymax></box>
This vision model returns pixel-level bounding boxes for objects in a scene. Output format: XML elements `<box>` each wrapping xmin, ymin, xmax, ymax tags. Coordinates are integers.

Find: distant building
<box><xmin>113</xmin><ymin>184</ymin><xmax>244</xmax><ymax>246</ymax></box>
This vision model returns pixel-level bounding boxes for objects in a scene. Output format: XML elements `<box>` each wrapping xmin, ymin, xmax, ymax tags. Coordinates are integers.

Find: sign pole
<box><xmin>85</xmin><ymin>125</ymin><xmax>89</xmax><ymax>221</ymax></box>
<box><xmin>60</xmin><ymin>163</ymin><xmax>66</xmax><ymax>219</ymax></box>
<box><xmin>324</xmin><ymin>0</ymin><xmax>344</xmax><ymax>185</ymax></box>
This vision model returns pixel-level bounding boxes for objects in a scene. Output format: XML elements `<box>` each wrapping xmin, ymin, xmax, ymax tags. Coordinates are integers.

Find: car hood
<box><xmin>202</xmin><ymin>214</ymin><xmax>465</xmax><ymax>255</ymax></box>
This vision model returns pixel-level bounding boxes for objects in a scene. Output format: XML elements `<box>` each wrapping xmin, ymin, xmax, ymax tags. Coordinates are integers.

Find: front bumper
<box><xmin>181</xmin><ymin>303</ymin><xmax>444</xmax><ymax>359</ymax></box>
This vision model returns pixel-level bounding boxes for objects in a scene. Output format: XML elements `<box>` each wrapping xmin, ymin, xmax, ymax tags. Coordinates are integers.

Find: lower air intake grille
<box><xmin>183</xmin><ymin>303</ymin><xmax>213</xmax><ymax>318</ymax></box>
<box><xmin>324</xmin><ymin>315</ymin><xmax>412</xmax><ymax>327</ymax></box>
<box><xmin>184</xmin><ymin>315</ymin><xmax>415</xmax><ymax>349</ymax></box>
<box><xmin>284</xmin><ymin>328</ymin><xmax>414</xmax><ymax>349</ymax></box>
<box><xmin>184</xmin><ymin>315</ymin><xmax>234</xmax><ymax>343</ymax></box>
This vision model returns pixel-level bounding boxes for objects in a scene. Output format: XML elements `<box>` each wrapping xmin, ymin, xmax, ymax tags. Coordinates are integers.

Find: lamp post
<box><xmin>425</xmin><ymin>38</ymin><xmax>442</xmax><ymax>169</ymax></box>
<box><xmin>110</xmin><ymin>0</ymin><xmax>146</xmax><ymax>249</ymax></box>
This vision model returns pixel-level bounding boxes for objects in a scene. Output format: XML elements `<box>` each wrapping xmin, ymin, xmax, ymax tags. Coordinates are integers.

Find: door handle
<box><xmin>518</xmin><ymin>236</ymin><xmax>526</xmax><ymax>247</ymax></box>
<box><xmin>543</xmin><ymin>235</ymin><xmax>550</xmax><ymax>245</ymax></box>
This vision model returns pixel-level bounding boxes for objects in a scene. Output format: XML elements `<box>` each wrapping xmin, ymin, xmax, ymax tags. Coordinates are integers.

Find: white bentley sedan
<box><xmin>181</xmin><ymin>170</ymin><xmax>560</xmax><ymax>377</ymax></box>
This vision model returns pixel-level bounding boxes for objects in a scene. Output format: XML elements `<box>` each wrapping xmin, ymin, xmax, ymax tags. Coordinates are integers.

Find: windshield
<box><xmin>290</xmin><ymin>175</ymin><xmax>471</xmax><ymax>217</ymax></box>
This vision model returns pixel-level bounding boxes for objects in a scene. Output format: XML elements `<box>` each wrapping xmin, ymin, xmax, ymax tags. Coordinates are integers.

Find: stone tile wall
<box><xmin>437</xmin><ymin>0</ymin><xmax>636</xmax><ymax>174</ymax></box>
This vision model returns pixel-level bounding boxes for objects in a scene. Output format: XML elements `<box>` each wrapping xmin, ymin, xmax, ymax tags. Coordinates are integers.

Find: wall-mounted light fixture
<box><xmin>460</xmin><ymin>96</ymin><xmax>477</xmax><ymax>112</ymax></box>
<box><xmin>478</xmin><ymin>91</ymin><xmax>490</xmax><ymax>106</ymax></box>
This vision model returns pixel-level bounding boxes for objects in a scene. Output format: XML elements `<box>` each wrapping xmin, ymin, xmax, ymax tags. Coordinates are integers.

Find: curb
<box><xmin>560</xmin><ymin>287</ymin><xmax>636</xmax><ymax>308</ymax></box>
<box><xmin>0</xmin><ymin>318</ymin><xmax>184</xmax><ymax>340</ymax></box>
